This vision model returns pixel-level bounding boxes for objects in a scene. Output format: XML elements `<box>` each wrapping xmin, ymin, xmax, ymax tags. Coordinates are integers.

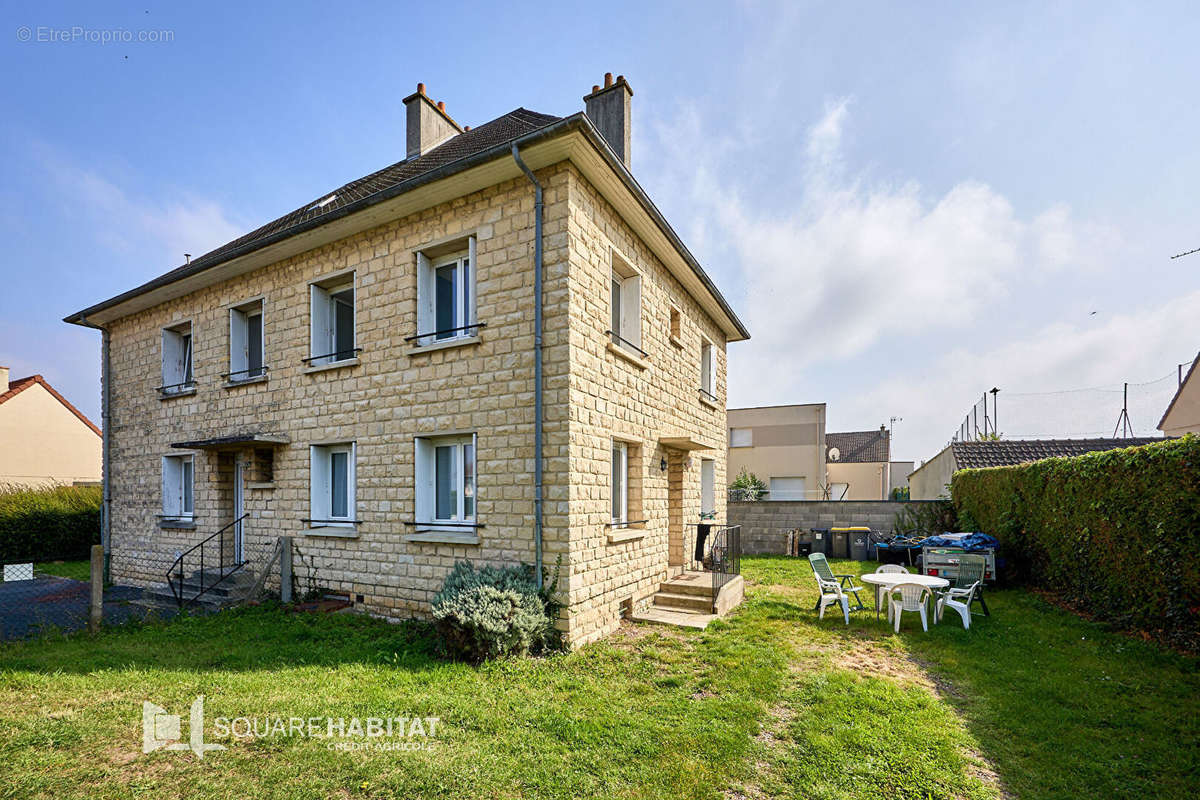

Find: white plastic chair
<box><xmin>809</xmin><ymin>553</ymin><xmax>864</xmax><ymax>625</ymax></box>
<box><xmin>887</xmin><ymin>582</ymin><xmax>931</xmax><ymax>633</ymax></box>
<box><xmin>936</xmin><ymin>578</ymin><xmax>982</xmax><ymax>629</ymax></box>
<box><xmin>875</xmin><ymin>564</ymin><xmax>909</xmax><ymax>575</ymax></box>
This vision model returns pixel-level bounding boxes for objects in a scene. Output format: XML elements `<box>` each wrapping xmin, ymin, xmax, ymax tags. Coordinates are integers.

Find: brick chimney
<box><xmin>402</xmin><ymin>83</ymin><xmax>463</xmax><ymax>159</ymax></box>
<box><xmin>0</xmin><ymin>365</ymin><xmax>8</xmax><ymax>393</ymax></box>
<box><xmin>584</xmin><ymin>73</ymin><xmax>633</xmax><ymax>169</ymax></box>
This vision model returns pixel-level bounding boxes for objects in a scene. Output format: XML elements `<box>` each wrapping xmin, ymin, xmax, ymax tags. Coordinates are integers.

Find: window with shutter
<box><xmin>415</xmin><ymin>434</ymin><xmax>477</xmax><ymax>528</ymax></box>
<box><xmin>308</xmin><ymin>274</ymin><xmax>356</xmax><ymax>366</ymax></box>
<box><xmin>309</xmin><ymin>443</ymin><xmax>355</xmax><ymax>526</ymax></box>
<box><xmin>229</xmin><ymin>299</ymin><xmax>266</xmax><ymax>381</ymax></box>
<box><xmin>414</xmin><ymin>236</ymin><xmax>477</xmax><ymax>346</ymax></box>
<box><xmin>160</xmin><ymin>323</ymin><xmax>194</xmax><ymax>394</ymax></box>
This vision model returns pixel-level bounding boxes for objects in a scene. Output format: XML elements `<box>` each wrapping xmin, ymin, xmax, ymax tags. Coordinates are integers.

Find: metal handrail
<box><xmin>222</xmin><ymin>365</ymin><xmax>270</xmax><ymax>380</ymax></box>
<box><xmin>698</xmin><ymin>386</ymin><xmax>718</xmax><ymax>402</ymax></box>
<box><xmin>685</xmin><ymin>522</ymin><xmax>742</xmax><ymax>612</ymax></box>
<box><xmin>404</xmin><ymin>322</ymin><xmax>487</xmax><ymax>343</ymax></box>
<box><xmin>166</xmin><ymin>513</ymin><xmax>249</xmax><ymax>608</ymax></box>
<box><xmin>156</xmin><ymin>380</ymin><xmax>196</xmax><ymax>393</ymax></box>
<box><xmin>604</xmin><ymin>330</ymin><xmax>649</xmax><ymax>358</ymax></box>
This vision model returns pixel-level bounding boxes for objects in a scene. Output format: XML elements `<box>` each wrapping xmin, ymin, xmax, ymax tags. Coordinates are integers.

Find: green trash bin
<box><xmin>849</xmin><ymin>529</ymin><xmax>870</xmax><ymax>561</ymax></box>
<box><xmin>810</xmin><ymin>528</ymin><xmax>830</xmax><ymax>555</ymax></box>
<box><xmin>830</xmin><ymin>528</ymin><xmax>850</xmax><ymax>559</ymax></box>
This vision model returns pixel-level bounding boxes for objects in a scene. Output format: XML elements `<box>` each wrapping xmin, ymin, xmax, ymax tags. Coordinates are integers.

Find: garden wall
<box><xmin>727</xmin><ymin>500</ymin><xmax>941</xmax><ymax>555</ymax></box>
<box><xmin>951</xmin><ymin>435</ymin><xmax>1200</xmax><ymax>649</ymax></box>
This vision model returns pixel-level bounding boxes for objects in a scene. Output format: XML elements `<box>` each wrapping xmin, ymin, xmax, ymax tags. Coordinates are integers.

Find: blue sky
<box><xmin>2</xmin><ymin>1</ymin><xmax>1198</xmax><ymax>462</ymax></box>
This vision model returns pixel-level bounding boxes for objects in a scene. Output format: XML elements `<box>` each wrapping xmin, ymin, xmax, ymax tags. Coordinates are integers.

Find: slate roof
<box><xmin>826</xmin><ymin>430</ymin><xmax>890</xmax><ymax>463</ymax></box>
<box><xmin>0</xmin><ymin>374</ymin><xmax>101</xmax><ymax>436</ymax></box>
<box><xmin>140</xmin><ymin>108</ymin><xmax>562</xmax><ymax>288</ymax></box>
<box><xmin>950</xmin><ymin>437</ymin><xmax>1166</xmax><ymax>470</ymax></box>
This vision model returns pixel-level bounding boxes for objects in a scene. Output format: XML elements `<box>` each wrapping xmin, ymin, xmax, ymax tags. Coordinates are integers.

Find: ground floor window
<box><xmin>611</xmin><ymin>441</ymin><xmax>629</xmax><ymax>524</ymax></box>
<box><xmin>161</xmin><ymin>454</ymin><xmax>194</xmax><ymax>520</ymax></box>
<box><xmin>415</xmin><ymin>434</ymin><xmax>476</xmax><ymax>526</ymax></box>
<box><xmin>310</xmin><ymin>443</ymin><xmax>356</xmax><ymax>526</ymax></box>
<box><xmin>770</xmin><ymin>476</ymin><xmax>808</xmax><ymax>501</ymax></box>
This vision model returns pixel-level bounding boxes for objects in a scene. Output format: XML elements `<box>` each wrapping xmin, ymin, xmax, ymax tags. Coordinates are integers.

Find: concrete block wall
<box><xmin>727</xmin><ymin>500</ymin><xmax>942</xmax><ymax>555</ymax></box>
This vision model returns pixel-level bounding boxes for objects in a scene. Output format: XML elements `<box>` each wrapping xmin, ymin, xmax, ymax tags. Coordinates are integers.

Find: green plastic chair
<box><xmin>937</xmin><ymin>554</ymin><xmax>989</xmax><ymax>620</ymax></box>
<box><xmin>808</xmin><ymin>553</ymin><xmax>866</xmax><ymax>621</ymax></box>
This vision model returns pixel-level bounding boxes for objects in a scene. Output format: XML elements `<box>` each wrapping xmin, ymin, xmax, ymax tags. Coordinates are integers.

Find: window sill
<box><xmin>159</xmin><ymin>388</ymin><xmax>197</xmax><ymax>401</ymax></box>
<box><xmin>303</xmin><ymin>357</ymin><xmax>360</xmax><ymax>375</ymax></box>
<box><xmin>403</xmin><ymin>530</ymin><xmax>482</xmax><ymax>546</ymax></box>
<box><xmin>223</xmin><ymin>375</ymin><xmax>268</xmax><ymax>389</ymax></box>
<box><xmin>246</xmin><ymin>482</ymin><xmax>275</xmax><ymax>490</ymax></box>
<box><xmin>305</xmin><ymin>525</ymin><xmax>358</xmax><ymax>538</ymax></box>
<box><xmin>607</xmin><ymin>341</ymin><xmax>648</xmax><ymax>370</ymax></box>
<box><xmin>158</xmin><ymin>519</ymin><xmax>196</xmax><ymax>530</ymax></box>
<box><xmin>606</xmin><ymin>529</ymin><xmax>646</xmax><ymax>544</ymax></box>
<box><xmin>407</xmin><ymin>335</ymin><xmax>481</xmax><ymax>357</ymax></box>
<box><xmin>699</xmin><ymin>394</ymin><xmax>720</xmax><ymax>410</ymax></box>
<box><xmin>668</xmin><ymin>335</ymin><xmax>685</xmax><ymax>350</ymax></box>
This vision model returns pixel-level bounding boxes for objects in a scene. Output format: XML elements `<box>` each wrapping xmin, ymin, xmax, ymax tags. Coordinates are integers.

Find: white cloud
<box><xmin>637</xmin><ymin>97</ymin><xmax>1196</xmax><ymax>461</ymax></box>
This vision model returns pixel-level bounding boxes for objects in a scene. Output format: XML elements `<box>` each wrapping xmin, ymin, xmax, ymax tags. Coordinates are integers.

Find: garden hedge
<box><xmin>951</xmin><ymin>434</ymin><xmax>1200</xmax><ymax>649</ymax></box>
<box><xmin>0</xmin><ymin>484</ymin><xmax>101</xmax><ymax>563</ymax></box>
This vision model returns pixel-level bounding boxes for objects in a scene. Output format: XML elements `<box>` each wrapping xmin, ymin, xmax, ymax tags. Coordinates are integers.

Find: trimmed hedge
<box><xmin>0</xmin><ymin>484</ymin><xmax>102</xmax><ymax>563</ymax></box>
<box><xmin>951</xmin><ymin>435</ymin><xmax>1200</xmax><ymax>649</ymax></box>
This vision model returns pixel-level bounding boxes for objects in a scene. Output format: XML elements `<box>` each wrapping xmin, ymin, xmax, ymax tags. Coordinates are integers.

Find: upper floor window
<box><xmin>730</xmin><ymin>428</ymin><xmax>752</xmax><ymax>448</ymax></box>
<box><xmin>415</xmin><ymin>236</ymin><xmax>478</xmax><ymax>346</ymax></box>
<box><xmin>228</xmin><ymin>299</ymin><xmax>265</xmax><ymax>381</ymax></box>
<box><xmin>161</xmin><ymin>322</ymin><xmax>194</xmax><ymax>394</ymax></box>
<box><xmin>162</xmin><ymin>454</ymin><xmax>194</xmax><ymax>520</ymax></box>
<box><xmin>310</xmin><ymin>442</ymin><xmax>356</xmax><ymax>526</ymax></box>
<box><xmin>309</xmin><ymin>274</ymin><xmax>357</xmax><ymax>366</ymax></box>
<box><xmin>609</xmin><ymin>251</ymin><xmax>643</xmax><ymax>356</ymax></box>
<box><xmin>415</xmin><ymin>434</ymin><xmax>476</xmax><ymax>527</ymax></box>
<box><xmin>699</xmin><ymin>339</ymin><xmax>716</xmax><ymax>402</ymax></box>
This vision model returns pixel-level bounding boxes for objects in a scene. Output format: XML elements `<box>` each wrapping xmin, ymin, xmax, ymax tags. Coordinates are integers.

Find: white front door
<box><xmin>233</xmin><ymin>460</ymin><xmax>245</xmax><ymax>563</ymax></box>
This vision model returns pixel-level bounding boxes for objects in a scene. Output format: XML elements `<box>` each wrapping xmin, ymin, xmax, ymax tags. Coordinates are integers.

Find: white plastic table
<box><xmin>860</xmin><ymin>573</ymin><xmax>949</xmax><ymax>620</ymax></box>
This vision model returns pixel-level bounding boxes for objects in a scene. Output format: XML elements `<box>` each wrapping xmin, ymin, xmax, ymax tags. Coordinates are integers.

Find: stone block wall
<box><xmin>728</xmin><ymin>500</ymin><xmax>941</xmax><ymax>555</ymax></box>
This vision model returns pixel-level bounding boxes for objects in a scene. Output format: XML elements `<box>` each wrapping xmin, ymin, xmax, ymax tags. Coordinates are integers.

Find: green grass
<box><xmin>0</xmin><ymin>557</ymin><xmax>1195</xmax><ymax>799</ymax></box>
<box><xmin>35</xmin><ymin>559</ymin><xmax>90</xmax><ymax>582</ymax></box>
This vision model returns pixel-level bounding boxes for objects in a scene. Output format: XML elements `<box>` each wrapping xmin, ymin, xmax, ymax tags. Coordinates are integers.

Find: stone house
<box><xmin>64</xmin><ymin>76</ymin><xmax>749</xmax><ymax>646</ymax></box>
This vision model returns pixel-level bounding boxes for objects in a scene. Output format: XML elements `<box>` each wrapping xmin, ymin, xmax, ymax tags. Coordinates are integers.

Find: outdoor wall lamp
<box><xmin>660</xmin><ymin>457</ymin><xmax>668</xmax><ymax>472</ymax></box>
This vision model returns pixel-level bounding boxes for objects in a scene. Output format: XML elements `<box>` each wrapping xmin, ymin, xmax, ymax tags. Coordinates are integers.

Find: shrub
<box><xmin>0</xmin><ymin>484</ymin><xmax>101</xmax><ymax>563</ymax></box>
<box><xmin>951</xmin><ymin>434</ymin><xmax>1200</xmax><ymax>649</ymax></box>
<box><xmin>892</xmin><ymin>499</ymin><xmax>958</xmax><ymax>536</ymax></box>
<box><xmin>729</xmin><ymin>467</ymin><xmax>767</xmax><ymax>501</ymax></box>
<box><xmin>431</xmin><ymin>560</ymin><xmax>560</xmax><ymax>662</ymax></box>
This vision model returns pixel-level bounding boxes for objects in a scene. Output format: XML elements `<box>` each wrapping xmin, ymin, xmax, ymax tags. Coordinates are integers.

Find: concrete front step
<box><xmin>661</xmin><ymin>571</ymin><xmax>718</xmax><ymax>597</ymax></box>
<box><xmin>653</xmin><ymin>591</ymin><xmax>714</xmax><ymax>613</ymax></box>
<box><xmin>629</xmin><ymin>606</ymin><xmax>717</xmax><ymax>630</ymax></box>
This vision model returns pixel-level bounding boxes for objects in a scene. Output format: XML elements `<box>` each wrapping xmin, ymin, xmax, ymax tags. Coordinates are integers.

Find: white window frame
<box><xmin>700</xmin><ymin>338</ymin><xmax>715</xmax><ymax>400</ymax></box>
<box><xmin>828</xmin><ymin>482</ymin><xmax>849</xmax><ymax>501</ymax></box>
<box><xmin>769</xmin><ymin>476</ymin><xmax>808</xmax><ymax>501</ymax></box>
<box><xmin>609</xmin><ymin>250</ymin><xmax>642</xmax><ymax>354</ymax></box>
<box><xmin>228</xmin><ymin>298</ymin><xmax>265</xmax><ymax>381</ymax></box>
<box><xmin>161</xmin><ymin>322</ymin><xmax>194</xmax><ymax>393</ymax></box>
<box><xmin>309</xmin><ymin>273</ymin><xmax>356</xmax><ymax>366</ymax></box>
<box><xmin>161</xmin><ymin>454</ymin><xmax>194</xmax><ymax>520</ymax></box>
<box><xmin>730</xmin><ymin>428</ymin><xmax>753</xmax><ymax>448</ymax></box>
<box><xmin>415</xmin><ymin>434</ymin><xmax>477</xmax><ymax>529</ymax></box>
<box><xmin>309</xmin><ymin>443</ymin><xmax>356</xmax><ymax>527</ymax></box>
<box><xmin>611</xmin><ymin>440</ymin><xmax>629</xmax><ymax>524</ymax></box>
<box><xmin>415</xmin><ymin>237</ymin><xmax>477</xmax><ymax>345</ymax></box>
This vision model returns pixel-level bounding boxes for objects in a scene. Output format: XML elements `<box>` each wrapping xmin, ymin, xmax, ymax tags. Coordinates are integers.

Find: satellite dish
<box><xmin>829</xmin><ymin>447</ymin><xmax>841</xmax><ymax>462</ymax></box>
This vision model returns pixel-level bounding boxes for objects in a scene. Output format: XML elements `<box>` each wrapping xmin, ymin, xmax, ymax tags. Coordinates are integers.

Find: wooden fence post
<box><xmin>89</xmin><ymin>544</ymin><xmax>104</xmax><ymax>633</ymax></box>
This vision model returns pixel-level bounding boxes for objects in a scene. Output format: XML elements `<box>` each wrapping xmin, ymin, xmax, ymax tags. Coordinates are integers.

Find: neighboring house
<box><xmin>727</xmin><ymin>404</ymin><xmax>827</xmax><ymax>500</ymax></box>
<box><xmin>908</xmin><ymin>437</ymin><xmax>1166</xmax><ymax>499</ymax></box>
<box><xmin>63</xmin><ymin>76</ymin><xmax>749</xmax><ymax>646</ymax></box>
<box><xmin>825</xmin><ymin>427</ymin><xmax>893</xmax><ymax>500</ymax></box>
<box><xmin>1159</xmin><ymin>351</ymin><xmax>1200</xmax><ymax>436</ymax></box>
<box><xmin>889</xmin><ymin>461</ymin><xmax>915</xmax><ymax>497</ymax></box>
<box><xmin>0</xmin><ymin>366</ymin><xmax>101</xmax><ymax>487</ymax></box>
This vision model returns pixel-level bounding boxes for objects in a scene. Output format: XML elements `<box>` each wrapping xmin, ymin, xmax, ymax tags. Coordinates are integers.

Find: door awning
<box><xmin>659</xmin><ymin>435</ymin><xmax>717</xmax><ymax>451</ymax></box>
<box><xmin>171</xmin><ymin>433</ymin><xmax>290</xmax><ymax>450</ymax></box>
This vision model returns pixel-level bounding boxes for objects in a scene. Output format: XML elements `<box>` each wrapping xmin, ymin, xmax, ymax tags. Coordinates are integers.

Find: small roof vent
<box><xmin>307</xmin><ymin>194</ymin><xmax>337</xmax><ymax>211</ymax></box>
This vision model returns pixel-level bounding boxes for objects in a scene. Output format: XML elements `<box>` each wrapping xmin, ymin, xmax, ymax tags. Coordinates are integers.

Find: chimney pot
<box><xmin>417</xmin><ymin>82</ymin><xmax>425</xmax><ymax>94</ymax></box>
<box><xmin>0</xmin><ymin>365</ymin><xmax>8</xmax><ymax>394</ymax></box>
<box><xmin>437</xmin><ymin>101</ymin><xmax>445</xmax><ymax>111</ymax></box>
<box><xmin>584</xmin><ymin>74</ymin><xmax>634</xmax><ymax>169</ymax></box>
<box><xmin>463</xmin><ymin>125</ymin><xmax>470</xmax><ymax>131</ymax></box>
<box><xmin>592</xmin><ymin>85</ymin><xmax>600</xmax><ymax>93</ymax></box>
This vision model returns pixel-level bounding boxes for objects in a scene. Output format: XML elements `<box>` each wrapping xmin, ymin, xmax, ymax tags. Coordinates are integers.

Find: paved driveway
<box><xmin>0</xmin><ymin>576</ymin><xmax>176</xmax><ymax>640</ymax></box>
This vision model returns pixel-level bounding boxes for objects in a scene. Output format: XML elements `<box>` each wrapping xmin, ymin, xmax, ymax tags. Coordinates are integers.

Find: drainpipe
<box><xmin>81</xmin><ymin>317</ymin><xmax>112</xmax><ymax>583</ymax></box>
<box><xmin>512</xmin><ymin>143</ymin><xmax>544</xmax><ymax>588</ymax></box>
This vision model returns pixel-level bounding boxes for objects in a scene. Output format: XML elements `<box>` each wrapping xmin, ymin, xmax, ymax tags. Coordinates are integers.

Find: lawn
<box><xmin>0</xmin><ymin>557</ymin><xmax>1196</xmax><ymax>799</ymax></box>
<box><xmin>34</xmin><ymin>559</ymin><xmax>90</xmax><ymax>582</ymax></box>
